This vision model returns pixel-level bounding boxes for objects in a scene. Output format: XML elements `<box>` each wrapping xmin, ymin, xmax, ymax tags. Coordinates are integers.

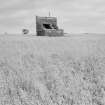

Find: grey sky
<box><xmin>0</xmin><ymin>0</ymin><xmax>105</xmax><ymax>34</ymax></box>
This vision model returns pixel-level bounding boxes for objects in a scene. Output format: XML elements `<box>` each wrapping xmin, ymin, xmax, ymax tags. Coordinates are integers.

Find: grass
<box><xmin>0</xmin><ymin>34</ymin><xmax>105</xmax><ymax>105</ymax></box>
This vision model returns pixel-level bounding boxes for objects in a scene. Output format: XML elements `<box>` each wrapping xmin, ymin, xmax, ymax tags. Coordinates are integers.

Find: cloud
<box><xmin>0</xmin><ymin>0</ymin><xmax>105</xmax><ymax>33</ymax></box>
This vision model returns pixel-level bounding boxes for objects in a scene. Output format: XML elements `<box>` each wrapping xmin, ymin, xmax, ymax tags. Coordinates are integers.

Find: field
<box><xmin>0</xmin><ymin>34</ymin><xmax>105</xmax><ymax>105</ymax></box>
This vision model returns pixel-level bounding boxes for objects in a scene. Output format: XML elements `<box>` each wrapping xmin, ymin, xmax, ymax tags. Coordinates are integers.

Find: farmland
<box><xmin>0</xmin><ymin>34</ymin><xmax>105</xmax><ymax>105</ymax></box>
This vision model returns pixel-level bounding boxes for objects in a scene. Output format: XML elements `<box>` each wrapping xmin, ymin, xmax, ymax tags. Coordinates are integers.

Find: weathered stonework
<box><xmin>36</xmin><ymin>16</ymin><xmax>64</xmax><ymax>36</ymax></box>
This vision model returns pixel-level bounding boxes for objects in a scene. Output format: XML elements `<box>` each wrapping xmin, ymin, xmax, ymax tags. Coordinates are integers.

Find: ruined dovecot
<box><xmin>36</xmin><ymin>16</ymin><xmax>64</xmax><ymax>36</ymax></box>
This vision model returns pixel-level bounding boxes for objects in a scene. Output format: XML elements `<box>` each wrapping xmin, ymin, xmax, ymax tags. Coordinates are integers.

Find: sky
<box><xmin>0</xmin><ymin>0</ymin><xmax>105</xmax><ymax>34</ymax></box>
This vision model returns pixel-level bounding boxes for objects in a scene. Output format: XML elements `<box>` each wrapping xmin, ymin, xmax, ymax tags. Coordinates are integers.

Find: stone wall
<box><xmin>36</xmin><ymin>16</ymin><xmax>64</xmax><ymax>36</ymax></box>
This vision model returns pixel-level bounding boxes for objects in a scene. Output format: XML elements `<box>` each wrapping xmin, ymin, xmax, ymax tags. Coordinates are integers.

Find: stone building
<box><xmin>36</xmin><ymin>16</ymin><xmax>64</xmax><ymax>36</ymax></box>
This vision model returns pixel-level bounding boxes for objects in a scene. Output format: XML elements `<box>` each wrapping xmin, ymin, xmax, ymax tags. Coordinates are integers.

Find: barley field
<box><xmin>0</xmin><ymin>34</ymin><xmax>105</xmax><ymax>105</ymax></box>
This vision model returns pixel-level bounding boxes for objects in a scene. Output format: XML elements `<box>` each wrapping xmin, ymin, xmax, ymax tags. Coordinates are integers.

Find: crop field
<box><xmin>0</xmin><ymin>34</ymin><xmax>105</xmax><ymax>105</ymax></box>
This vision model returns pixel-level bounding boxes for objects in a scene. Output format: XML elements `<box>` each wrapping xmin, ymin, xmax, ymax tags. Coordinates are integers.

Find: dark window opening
<box><xmin>43</xmin><ymin>24</ymin><xmax>52</xmax><ymax>29</ymax></box>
